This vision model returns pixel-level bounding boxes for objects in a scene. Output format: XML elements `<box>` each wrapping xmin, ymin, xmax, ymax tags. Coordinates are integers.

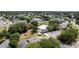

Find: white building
<box><xmin>38</xmin><ymin>25</ymin><xmax>48</xmax><ymax>33</ymax></box>
<box><xmin>32</xmin><ymin>18</ymin><xmax>43</xmax><ymax>22</ymax></box>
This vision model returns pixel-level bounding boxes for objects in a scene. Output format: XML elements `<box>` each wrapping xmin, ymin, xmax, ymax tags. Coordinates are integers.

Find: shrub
<box><xmin>75</xmin><ymin>15</ymin><xmax>79</xmax><ymax>20</ymax></box>
<box><xmin>47</xmin><ymin>20</ymin><xmax>59</xmax><ymax>31</ymax></box>
<box><xmin>26</xmin><ymin>23</ymin><xmax>32</xmax><ymax>29</ymax></box>
<box><xmin>18</xmin><ymin>16</ymin><xmax>32</xmax><ymax>23</ymax></box>
<box><xmin>58</xmin><ymin>27</ymin><xmax>78</xmax><ymax>44</ymax></box>
<box><xmin>0</xmin><ymin>32</ymin><xmax>5</xmax><ymax>39</ymax></box>
<box><xmin>19</xmin><ymin>16</ymin><xmax>26</xmax><ymax>20</ymax></box>
<box><xmin>39</xmin><ymin>37</ymin><xmax>60</xmax><ymax>48</ymax></box>
<box><xmin>9</xmin><ymin>40</ymin><xmax>19</xmax><ymax>48</ymax></box>
<box><xmin>1</xmin><ymin>30</ymin><xmax>12</xmax><ymax>39</ymax></box>
<box><xmin>2</xmin><ymin>29</ymin><xmax>9</xmax><ymax>38</ymax></box>
<box><xmin>42</xmin><ymin>15</ymin><xmax>50</xmax><ymax>21</ymax></box>
<box><xmin>25</xmin><ymin>17</ymin><xmax>32</xmax><ymax>23</ymax></box>
<box><xmin>0</xmin><ymin>39</ymin><xmax>5</xmax><ymax>44</ymax></box>
<box><xmin>26</xmin><ymin>42</ymin><xmax>40</xmax><ymax>48</ymax></box>
<box><xmin>0</xmin><ymin>29</ymin><xmax>8</xmax><ymax>39</ymax></box>
<box><xmin>49</xmin><ymin>37</ymin><xmax>61</xmax><ymax>48</ymax></box>
<box><xmin>31</xmin><ymin>21</ymin><xmax>38</xmax><ymax>27</ymax></box>
<box><xmin>26</xmin><ymin>37</ymin><xmax>61</xmax><ymax>48</ymax></box>
<box><xmin>31</xmin><ymin>21</ymin><xmax>38</xmax><ymax>34</ymax></box>
<box><xmin>47</xmin><ymin>25</ymin><xmax>54</xmax><ymax>32</ymax></box>
<box><xmin>75</xmin><ymin>15</ymin><xmax>79</xmax><ymax>24</ymax></box>
<box><xmin>9</xmin><ymin>32</ymin><xmax>20</xmax><ymax>40</ymax></box>
<box><xmin>76</xmin><ymin>20</ymin><xmax>79</xmax><ymax>25</ymax></box>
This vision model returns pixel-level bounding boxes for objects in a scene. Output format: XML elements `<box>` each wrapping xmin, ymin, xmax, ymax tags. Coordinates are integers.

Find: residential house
<box><xmin>38</xmin><ymin>25</ymin><xmax>48</xmax><ymax>33</ymax></box>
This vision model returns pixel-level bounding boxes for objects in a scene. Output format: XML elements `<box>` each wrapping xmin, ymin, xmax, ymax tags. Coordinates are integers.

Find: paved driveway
<box><xmin>0</xmin><ymin>39</ymin><xmax>9</xmax><ymax>48</ymax></box>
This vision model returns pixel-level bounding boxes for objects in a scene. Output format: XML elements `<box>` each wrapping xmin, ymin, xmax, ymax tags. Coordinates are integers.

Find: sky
<box><xmin>0</xmin><ymin>0</ymin><xmax>79</xmax><ymax>11</ymax></box>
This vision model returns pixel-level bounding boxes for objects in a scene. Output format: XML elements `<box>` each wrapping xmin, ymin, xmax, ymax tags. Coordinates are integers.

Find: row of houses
<box><xmin>38</xmin><ymin>20</ymin><xmax>70</xmax><ymax>33</ymax></box>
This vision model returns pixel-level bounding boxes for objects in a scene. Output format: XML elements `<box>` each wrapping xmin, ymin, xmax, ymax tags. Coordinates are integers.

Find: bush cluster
<box><xmin>47</xmin><ymin>20</ymin><xmax>59</xmax><ymax>31</ymax></box>
<box><xmin>8</xmin><ymin>22</ymin><xmax>28</xmax><ymax>34</ymax></box>
<box><xmin>26</xmin><ymin>37</ymin><xmax>61</xmax><ymax>48</ymax></box>
<box><xmin>31</xmin><ymin>21</ymin><xmax>38</xmax><ymax>34</ymax></box>
<box><xmin>58</xmin><ymin>27</ymin><xmax>78</xmax><ymax>44</ymax></box>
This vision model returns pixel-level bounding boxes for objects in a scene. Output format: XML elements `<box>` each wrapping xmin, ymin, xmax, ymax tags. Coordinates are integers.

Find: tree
<box><xmin>9</xmin><ymin>32</ymin><xmax>20</xmax><ymax>41</ymax></box>
<box><xmin>18</xmin><ymin>16</ymin><xmax>32</xmax><ymax>23</ymax></box>
<box><xmin>42</xmin><ymin>15</ymin><xmax>50</xmax><ymax>21</ymax></box>
<box><xmin>39</xmin><ymin>37</ymin><xmax>60</xmax><ymax>48</ymax></box>
<box><xmin>0</xmin><ymin>32</ymin><xmax>5</xmax><ymax>39</ymax></box>
<box><xmin>31</xmin><ymin>21</ymin><xmax>38</xmax><ymax>34</ymax></box>
<box><xmin>58</xmin><ymin>27</ymin><xmax>78</xmax><ymax>44</ymax></box>
<box><xmin>49</xmin><ymin>37</ymin><xmax>61</xmax><ymax>48</ymax></box>
<box><xmin>0</xmin><ymin>29</ymin><xmax>8</xmax><ymax>39</ymax></box>
<box><xmin>26</xmin><ymin>23</ymin><xmax>32</xmax><ymax>29</ymax></box>
<box><xmin>9</xmin><ymin>40</ymin><xmax>19</xmax><ymax>48</ymax></box>
<box><xmin>8</xmin><ymin>22</ymin><xmax>27</xmax><ymax>34</ymax></box>
<box><xmin>26</xmin><ymin>42</ymin><xmax>40</xmax><ymax>48</ymax></box>
<box><xmin>75</xmin><ymin>15</ymin><xmax>79</xmax><ymax>24</ymax></box>
<box><xmin>0</xmin><ymin>39</ymin><xmax>5</xmax><ymax>44</ymax></box>
<box><xmin>18</xmin><ymin>16</ymin><xmax>26</xmax><ymax>20</ymax></box>
<box><xmin>25</xmin><ymin>17</ymin><xmax>32</xmax><ymax>23</ymax></box>
<box><xmin>76</xmin><ymin>20</ymin><xmax>79</xmax><ymax>25</ymax></box>
<box><xmin>1</xmin><ymin>29</ymin><xmax>12</xmax><ymax>39</ymax></box>
<box><xmin>47</xmin><ymin>20</ymin><xmax>59</xmax><ymax>31</ymax></box>
<box><xmin>47</xmin><ymin>25</ymin><xmax>54</xmax><ymax>32</ymax></box>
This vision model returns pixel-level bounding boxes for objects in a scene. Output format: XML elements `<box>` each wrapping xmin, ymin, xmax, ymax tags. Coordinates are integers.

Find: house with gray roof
<box><xmin>59</xmin><ymin>21</ymin><xmax>69</xmax><ymax>29</ymax></box>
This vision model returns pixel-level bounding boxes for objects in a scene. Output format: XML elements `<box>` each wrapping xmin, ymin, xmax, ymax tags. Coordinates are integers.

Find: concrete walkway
<box><xmin>0</xmin><ymin>39</ymin><xmax>9</xmax><ymax>48</ymax></box>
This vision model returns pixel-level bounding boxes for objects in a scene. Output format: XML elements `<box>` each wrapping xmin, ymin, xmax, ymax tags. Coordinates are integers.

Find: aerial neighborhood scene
<box><xmin>0</xmin><ymin>11</ymin><xmax>79</xmax><ymax>48</ymax></box>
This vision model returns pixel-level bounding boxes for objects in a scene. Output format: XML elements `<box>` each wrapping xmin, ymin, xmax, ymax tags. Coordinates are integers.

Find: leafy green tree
<box><xmin>31</xmin><ymin>21</ymin><xmax>38</xmax><ymax>34</ymax></box>
<box><xmin>0</xmin><ymin>29</ymin><xmax>8</xmax><ymax>39</ymax></box>
<box><xmin>75</xmin><ymin>15</ymin><xmax>79</xmax><ymax>24</ymax></box>
<box><xmin>49</xmin><ymin>37</ymin><xmax>61</xmax><ymax>48</ymax></box>
<box><xmin>26</xmin><ymin>23</ymin><xmax>32</xmax><ymax>29</ymax></box>
<box><xmin>19</xmin><ymin>16</ymin><xmax>26</xmax><ymax>20</ymax></box>
<box><xmin>0</xmin><ymin>32</ymin><xmax>5</xmax><ymax>39</ymax></box>
<box><xmin>47</xmin><ymin>20</ymin><xmax>59</xmax><ymax>31</ymax></box>
<box><xmin>8</xmin><ymin>22</ymin><xmax>27</xmax><ymax>34</ymax></box>
<box><xmin>42</xmin><ymin>15</ymin><xmax>50</xmax><ymax>21</ymax></box>
<box><xmin>47</xmin><ymin>25</ymin><xmax>54</xmax><ymax>32</ymax></box>
<box><xmin>58</xmin><ymin>27</ymin><xmax>78</xmax><ymax>44</ymax></box>
<box><xmin>39</xmin><ymin>37</ymin><xmax>60</xmax><ymax>48</ymax></box>
<box><xmin>0</xmin><ymin>39</ymin><xmax>5</xmax><ymax>44</ymax></box>
<box><xmin>1</xmin><ymin>29</ymin><xmax>12</xmax><ymax>39</ymax></box>
<box><xmin>18</xmin><ymin>16</ymin><xmax>32</xmax><ymax>23</ymax></box>
<box><xmin>76</xmin><ymin>20</ymin><xmax>79</xmax><ymax>25</ymax></box>
<box><xmin>9</xmin><ymin>32</ymin><xmax>20</xmax><ymax>41</ymax></box>
<box><xmin>9</xmin><ymin>40</ymin><xmax>19</xmax><ymax>48</ymax></box>
<box><xmin>25</xmin><ymin>17</ymin><xmax>32</xmax><ymax>23</ymax></box>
